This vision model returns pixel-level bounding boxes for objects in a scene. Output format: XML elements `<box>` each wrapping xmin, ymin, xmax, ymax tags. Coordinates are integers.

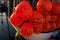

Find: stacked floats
<box><xmin>10</xmin><ymin>0</ymin><xmax>60</xmax><ymax>38</ymax></box>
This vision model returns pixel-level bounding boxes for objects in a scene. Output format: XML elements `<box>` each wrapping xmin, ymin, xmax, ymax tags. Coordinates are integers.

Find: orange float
<box><xmin>20</xmin><ymin>23</ymin><xmax>33</xmax><ymax>37</ymax></box>
<box><xmin>10</xmin><ymin>1</ymin><xmax>33</xmax><ymax>27</ymax></box>
<box><xmin>50</xmin><ymin>22</ymin><xmax>57</xmax><ymax>31</ymax></box>
<box><xmin>32</xmin><ymin>11</ymin><xmax>44</xmax><ymax>34</ymax></box>
<box><xmin>52</xmin><ymin>1</ymin><xmax>60</xmax><ymax>15</ymax></box>
<box><xmin>43</xmin><ymin>23</ymin><xmax>50</xmax><ymax>32</ymax></box>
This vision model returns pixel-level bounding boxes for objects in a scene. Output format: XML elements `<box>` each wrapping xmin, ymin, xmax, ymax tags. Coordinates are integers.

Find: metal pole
<box><xmin>7</xmin><ymin>0</ymin><xmax>10</xmax><ymax>40</ymax></box>
<box><xmin>13</xmin><ymin>0</ymin><xmax>15</xmax><ymax>12</ymax></box>
<box><xmin>7</xmin><ymin>0</ymin><xmax>10</xmax><ymax>18</ymax></box>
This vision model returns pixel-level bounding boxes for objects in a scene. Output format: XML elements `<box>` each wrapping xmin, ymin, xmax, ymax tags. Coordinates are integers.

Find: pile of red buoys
<box><xmin>10</xmin><ymin>0</ymin><xmax>60</xmax><ymax>38</ymax></box>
